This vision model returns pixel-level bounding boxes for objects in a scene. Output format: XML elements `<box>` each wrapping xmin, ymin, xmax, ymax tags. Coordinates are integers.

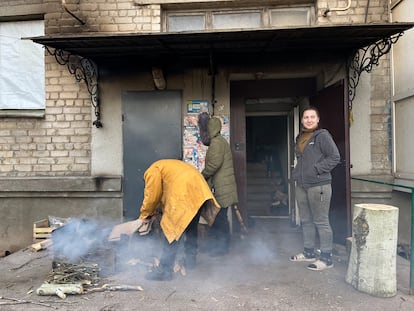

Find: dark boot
<box><xmin>184</xmin><ymin>255</ymin><xmax>196</xmax><ymax>270</ymax></box>
<box><xmin>208</xmin><ymin>207</ymin><xmax>230</xmax><ymax>256</ymax></box>
<box><xmin>145</xmin><ymin>265</ymin><xmax>173</xmax><ymax>281</ymax></box>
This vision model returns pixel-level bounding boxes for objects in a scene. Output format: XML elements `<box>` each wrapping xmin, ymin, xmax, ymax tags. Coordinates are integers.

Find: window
<box><xmin>168</xmin><ymin>14</ymin><xmax>205</xmax><ymax>32</ymax></box>
<box><xmin>164</xmin><ymin>6</ymin><xmax>314</xmax><ymax>32</ymax></box>
<box><xmin>270</xmin><ymin>8</ymin><xmax>312</xmax><ymax>27</ymax></box>
<box><xmin>0</xmin><ymin>20</ymin><xmax>45</xmax><ymax>110</ymax></box>
<box><xmin>212</xmin><ymin>12</ymin><xmax>262</xmax><ymax>29</ymax></box>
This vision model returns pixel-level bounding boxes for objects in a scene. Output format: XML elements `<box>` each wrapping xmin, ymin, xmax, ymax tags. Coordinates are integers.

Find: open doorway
<box><xmin>246</xmin><ymin>115</ymin><xmax>289</xmax><ymax>217</ymax></box>
<box><xmin>230</xmin><ymin>78</ymin><xmax>317</xmax><ymax>227</ymax></box>
<box><xmin>231</xmin><ymin>79</ymin><xmax>350</xmax><ymax>243</ymax></box>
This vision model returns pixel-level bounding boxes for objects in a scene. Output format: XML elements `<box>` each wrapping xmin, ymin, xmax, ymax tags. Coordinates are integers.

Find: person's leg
<box><xmin>290</xmin><ymin>185</ymin><xmax>317</xmax><ymax>261</ymax></box>
<box><xmin>145</xmin><ymin>235</ymin><xmax>177</xmax><ymax>281</ymax></box>
<box><xmin>307</xmin><ymin>184</ymin><xmax>333</xmax><ymax>254</ymax></box>
<box><xmin>295</xmin><ymin>185</ymin><xmax>316</xmax><ymax>251</ymax></box>
<box><xmin>306</xmin><ymin>184</ymin><xmax>333</xmax><ymax>270</ymax></box>
<box><xmin>160</xmin><ymin>239</ymin><xmax>178</xmax><ymax>271</ymax></box>
<box><xmin>208</xmin><ymin>207</ymin><xmax>230</xmax><ymax>256</ymax></box>
<box><xmin>184</xmin><ymin>209</ymin><xmax>201</xmax><ymax>268</ymax></box>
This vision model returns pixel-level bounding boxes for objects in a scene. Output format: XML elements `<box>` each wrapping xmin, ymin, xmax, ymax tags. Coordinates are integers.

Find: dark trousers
<box><xmin>208</xmin><ymin>207</ymin><xmax>230</xmax><ymax>253</ymax></box>
<box><xmin>159</xmin><ymin>209</ymin><xmax>201</xmax><ymax>271</ymax></box>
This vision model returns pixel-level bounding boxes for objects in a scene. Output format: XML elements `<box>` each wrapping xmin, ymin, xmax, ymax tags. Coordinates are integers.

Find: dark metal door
<box><xmin>230</xmin><ymin>95</ymin><xmax>248</xmax><ymax>226</ymax></box>
<box><xmin>122</xmin><ymin>91</ymin><xmax>182</xmax><ymax>219</ymax></box>
<box><xmin>310</xmin><ymin>81</ymin><xmax>351</xmax><ymax>244</ymax></box>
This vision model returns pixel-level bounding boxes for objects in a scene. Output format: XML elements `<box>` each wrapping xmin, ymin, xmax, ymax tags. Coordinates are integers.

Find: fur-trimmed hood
<box><xmin>198</xmin><ymin>112</ymin><xmax>211</xmax><ymax>146</ymax></box>
<box><xmin>207</xmin><ymin>117</ymin><xmax>222</xmax><ymax>140</ymax></box>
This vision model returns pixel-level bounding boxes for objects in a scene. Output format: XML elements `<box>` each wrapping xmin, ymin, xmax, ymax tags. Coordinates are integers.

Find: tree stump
<box><xmin>345</xmin><ymin>203</ymin><xmax>399</xmax><ymax>297</ymax></box>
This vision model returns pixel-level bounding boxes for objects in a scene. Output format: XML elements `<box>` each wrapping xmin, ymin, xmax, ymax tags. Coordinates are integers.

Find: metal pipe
<box><xmin>364</xmin><ymin>0</ymin><xmax>371</xmax><ymax>23</ymax></box>
<box><xmin>209</xmin><ymin>51</ymin><xmax>216</xmax><ymax>115</ymax></box>
<box><xmin>352</xmin><ymin>177</ymin><xmax>414</xmax><ymax>294</ymax></box>
<box><xmin>323</xmin><ymin>0</ymin><xmax>352</xmax><ymax>17</ymax></box>
<box><xmin>62</xmin><ymin>0</ymin><xmax>85</xmax><ymax>25</ymax></box>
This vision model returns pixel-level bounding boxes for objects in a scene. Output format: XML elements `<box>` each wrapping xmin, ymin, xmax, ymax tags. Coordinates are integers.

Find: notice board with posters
<box><xmin>183</xmin><ymin>100</ymin><xmax>230</xmax><ymax>171</ymax></box>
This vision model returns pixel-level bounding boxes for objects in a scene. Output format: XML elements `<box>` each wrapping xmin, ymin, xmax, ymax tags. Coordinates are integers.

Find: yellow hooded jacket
<box><xmin>139</xmin><ymin>159</ymin><xmax>220</xmax><ymax>243</ymax></box>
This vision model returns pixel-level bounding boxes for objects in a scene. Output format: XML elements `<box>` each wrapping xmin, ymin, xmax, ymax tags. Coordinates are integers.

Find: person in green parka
<box><xmin>200</xmin><ymin>115</ymin><xmax>238</xmax><ymax>256</ymax></box>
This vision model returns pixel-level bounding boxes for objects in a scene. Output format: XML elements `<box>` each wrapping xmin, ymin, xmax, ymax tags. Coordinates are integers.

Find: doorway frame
<box><xmin>245</xmin><ymin>111</ymin><xmax>292</xmax><ymax>218</ymax></box>
<box><xmin>230</xmin><ymin>78</ymin><xmax>317</xmax><ymax>228</ymax></box>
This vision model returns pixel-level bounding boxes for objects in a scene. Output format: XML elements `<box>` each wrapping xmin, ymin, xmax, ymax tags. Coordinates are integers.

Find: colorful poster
<box><xmin>182</xmin><ymin>113</ymin><xmax>230</xmax><ymax>172</ymax></box>
<box><xmin>186</xmin><ymin>100</ymin><xmax>209</xmax><ymax>114</ymax></box>
<box><xmin>183</xmin><ymin>114</ymin><xmax>207</xmax><ymax>171</ymax></box>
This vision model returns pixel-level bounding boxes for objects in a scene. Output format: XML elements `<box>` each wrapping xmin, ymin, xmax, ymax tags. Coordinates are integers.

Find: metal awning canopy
<box><xmin>29</xmin><ymin>22</ymin><xmax>414</xmax><ymax>128</ymax></box>
<box><xmin>30</xmin><ymin>23</ymin><xmax>414</xmax><ymax>63</ymax></box>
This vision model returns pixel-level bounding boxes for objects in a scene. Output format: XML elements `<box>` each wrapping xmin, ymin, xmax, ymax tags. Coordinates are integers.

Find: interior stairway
<box><xmin>247</xmin><ymin>162</ymin><xmax>281</xmax><ymax>216</ymax></box>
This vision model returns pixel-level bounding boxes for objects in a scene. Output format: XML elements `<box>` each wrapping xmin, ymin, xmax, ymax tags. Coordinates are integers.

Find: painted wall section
<box><xmin>350</xmin><ymin>73</ymin><xmax>371</xmax><ymax>175</ymax></box>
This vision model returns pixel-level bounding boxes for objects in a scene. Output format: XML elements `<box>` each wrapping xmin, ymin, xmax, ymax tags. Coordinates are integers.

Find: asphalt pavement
<box><xmin>1</xmin><ymin>218</ymin><xmax>413</xmax><ymax>310</ymax></box>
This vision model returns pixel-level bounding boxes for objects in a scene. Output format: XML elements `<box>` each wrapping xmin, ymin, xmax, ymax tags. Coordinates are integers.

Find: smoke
<box><xmin>51</xmin><ymin>218</ymin><xmax>111</xmax><ymax>263</ymax></box>
<box><xmin>50</xmin><ymin>217</ymin><xmax>282</xmax><ymax>285</ymax></box>
<box><xmin>50</xmin><ymin>217</ymin><xmax>163</xmax><ymax>276</ymax></box>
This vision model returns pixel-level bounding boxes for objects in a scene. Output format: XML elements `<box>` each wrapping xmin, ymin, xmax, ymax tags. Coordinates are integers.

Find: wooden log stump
<box><xmin>36</xmin><ymin>283</ymin><xmax>83</xmax><ymax>299</ymax></box>
<box><xmin>345</xmin><ymin>203</ymin><xmax>399</xmax><ymax>297</ymax></box>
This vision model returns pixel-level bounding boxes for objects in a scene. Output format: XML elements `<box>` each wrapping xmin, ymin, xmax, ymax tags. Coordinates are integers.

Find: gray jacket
<box><xmin>292</xmin><ymin>129</ymin><xmax>340</xmax><ymax>189</ymax></box>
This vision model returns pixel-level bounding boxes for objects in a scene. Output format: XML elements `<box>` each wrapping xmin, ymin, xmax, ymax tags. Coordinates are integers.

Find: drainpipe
<box><xmin>323</xmin><ymin>0</ymin><xmax>352</xmax><ymax>17</ymax></box>
<box><xmin>62</xmin><ymin>0</ymin><xmax>85</xmax><ymax>25</ymax></box>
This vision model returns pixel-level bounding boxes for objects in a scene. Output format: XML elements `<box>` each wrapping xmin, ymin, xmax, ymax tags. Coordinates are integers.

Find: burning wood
<box><xmin>33</xmin><ymin>217</ymin><xmax>151</xmax><ymax>300</ymax></box>
<box><xmin>48</xmin><ymin>261</ymin><xmax>100</xmax><ymax>286</ymax></box>
<box><xmin>38</xmin><ymin>261</ymin><xmax>144</xmax><ymax>299</ymax></box>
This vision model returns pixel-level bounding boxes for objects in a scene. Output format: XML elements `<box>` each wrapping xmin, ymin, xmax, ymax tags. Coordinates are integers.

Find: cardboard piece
<box><xmin>108</xmin><ymin>219</ymin><xmax>153</xmax><ymax>241</ymax></box>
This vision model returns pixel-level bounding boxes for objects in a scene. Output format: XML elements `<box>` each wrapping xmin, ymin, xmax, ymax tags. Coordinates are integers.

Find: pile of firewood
<box><xmin>37</xmin><ymin>260</ymin><xmax>143</xmax><ymax>299</ymax></box>
<box><xmin>48</xmin><ymin>261</ymin><xmax>100</xmax><ymax>287</ymax></box>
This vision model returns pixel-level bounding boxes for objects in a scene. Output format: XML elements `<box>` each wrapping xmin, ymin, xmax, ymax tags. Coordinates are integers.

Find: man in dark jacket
<box><xmin>200</xmin><ymin>116</ymin><xmax>238</xmax><ymax>256</ymax></box>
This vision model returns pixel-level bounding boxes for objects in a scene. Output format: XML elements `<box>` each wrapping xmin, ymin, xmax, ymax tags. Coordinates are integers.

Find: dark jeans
<box><xmin>208</xmin><ymin>207</ymin><xmax>230</xmax><ymax>253</ymax></box>
<box><xmin>159</xmin><ymin>209</ymin><xmax>201</xmax><ymax>271</ymax></box>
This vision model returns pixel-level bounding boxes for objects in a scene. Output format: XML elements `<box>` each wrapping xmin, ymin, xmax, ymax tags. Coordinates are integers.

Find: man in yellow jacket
<box><xmin>138</xmin><ymin>159</ymin><xmax>220</xmax><ymax>281</ymax></box>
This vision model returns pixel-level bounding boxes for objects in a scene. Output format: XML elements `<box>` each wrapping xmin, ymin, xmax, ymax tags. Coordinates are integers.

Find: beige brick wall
<box><xmin>0</xmin><ymin>53</ymin><xmax>91</xmax><ymax>177</ymax></box>
<box><xmin>370</xmin><ymin>55</ymin><xmax>392</xmax><ymax>174</ymax></box>
<box><xmin>44</xmin><ymin>0</ymin><xmax>161</xmax><ymax>34</ymax></box>
<box><xmin>317</xmin><ymin>0</ymin><xmax>389</xmax><ymax>24</ymax></box>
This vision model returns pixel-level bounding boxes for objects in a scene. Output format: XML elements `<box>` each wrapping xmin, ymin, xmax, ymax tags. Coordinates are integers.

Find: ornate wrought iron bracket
<box><xmin>45</xmin><ymin>47</ymin><xmax>102</xmax><ymax>128</ymax></box>
<box><xmin>348</xmin><ymin>32</ymin><xmax>404</xmax><ymax>113</ymax></box>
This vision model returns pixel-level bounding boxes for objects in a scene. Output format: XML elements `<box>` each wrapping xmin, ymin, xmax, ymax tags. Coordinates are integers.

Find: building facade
<box><xmin>0</xmin><ymin>0</ymin><xmax>412</xmax><ymax>252</ymax></box>
<box><xmin>390</xmin><ymin>0</ymin><xmax>414</xmax><ymax>248</ymax></box>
